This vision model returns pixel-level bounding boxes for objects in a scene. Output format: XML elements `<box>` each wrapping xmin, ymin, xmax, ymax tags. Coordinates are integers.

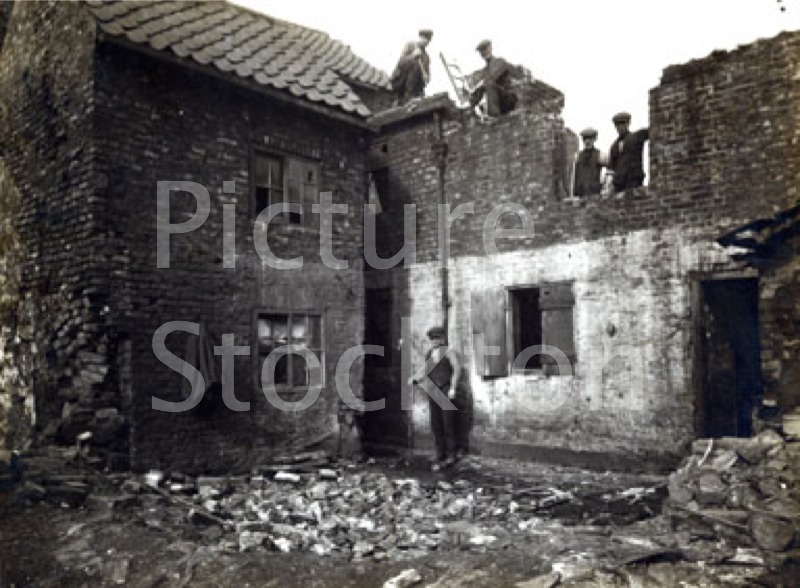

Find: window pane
<box><xmin>290</xmin><ymin>353</ymin><xmax>308</xmax><ymax>387</ymax></box>
<box><xmin>308</xmin><ymin>316</ymin><xmax>322</xmax><ymax>348</ymax></box>
<box><xmin>269</xmin><ymin>188</ymin><xmax>284</xmax><ymax>209</ymax></box>
<box><xmin>257</xmin><ymin>318</ymin><xmax>272</xmax><ymax>341</ymax></box>
<box><xmin>259</xmin><ymin>314</ymin><xmax>288</xmax><ymax>349</ymax></box>
<box><xmin>292</xmin><ymin>315</ymin><xmax>308</xmax><ymax>343</ymax></box>
<box><xmin>255</xmin><ymin>186</ymin><xmax>269</xmax><ymax>215</ymax></box>
<box><xmin>255</xmin><ymin>154</ymin><xmax>281</xmax><ymax>186</ymax></box>
<box><xmin>274</xmin><ymin>354</ymin><xmax>289</xmax><ymax>385</ymax></box>
<box><xmin>260</xmin><ymin>352</ymin><xmax>289</xmax><ymax>386</ymax></box>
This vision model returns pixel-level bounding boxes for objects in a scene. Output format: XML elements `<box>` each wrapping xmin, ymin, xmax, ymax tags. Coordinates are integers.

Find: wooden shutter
<box><xmin>471</xmin><ymin>289</ymin><xmax>508</xmax><ymax>378</ymax></box>
<box><xmin>540</xmin><ymin>282</ymin><xmax>576</xmax><ymax>366</ymax></box>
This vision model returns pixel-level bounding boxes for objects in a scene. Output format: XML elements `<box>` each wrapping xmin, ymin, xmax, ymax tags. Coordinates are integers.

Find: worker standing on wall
<box><xmin>468</xmin><ymin>40</ymin><xmax>520</xmax><ymax>117</ymax></box>
<box><xmin>573</xmin><ymin>127</ymin><xmax>607</xmax><ymax>197</ymax></box>
<box><xmin>390</xmin><ymin>29</ymin><xmax>433</xmax><ymax>106</ymax></box>
<box><xmin>607</xmin><ymin>112</ymin><xmax>649</xmax><ymax>193</ymax></box>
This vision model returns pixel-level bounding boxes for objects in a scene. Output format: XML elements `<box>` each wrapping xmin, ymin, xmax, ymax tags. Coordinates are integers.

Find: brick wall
<box><xmin>650</xmin><ymin>31</ymin><xmax>800</xmax><ymax>225</ymax></box>
<box><xmin>93</xmin><ymin>44</ymin><xmax>370</xmax><ymax>472</ymax></box>
<box><xmin>0</xmin><ymin>1</ymin><xmax>109</xmax><ymax>449</ymax></box>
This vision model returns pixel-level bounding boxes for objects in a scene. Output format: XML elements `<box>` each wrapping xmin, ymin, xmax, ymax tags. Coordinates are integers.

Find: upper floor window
<box><xmin>253</xmin><ymin>151</ymin><xmax>319</xmax><ymax>226</ymax></box>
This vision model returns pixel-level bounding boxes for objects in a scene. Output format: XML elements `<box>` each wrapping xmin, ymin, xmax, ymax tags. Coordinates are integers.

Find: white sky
<box><xmin>237</xmin><ymin>0</ymin><xmax>799</xmax><ymax>141</ymax></box>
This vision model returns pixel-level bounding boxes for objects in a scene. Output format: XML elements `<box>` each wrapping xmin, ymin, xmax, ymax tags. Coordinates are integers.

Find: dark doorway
<box><xmin>365</xmin><ymin>288</ymin><xmax>393</xmax><ymax>369</ymax></box>
<box><xmin>697</xmin><ymin>278</ymin><xmax>761</xmax><ymax>438</ymax></box>
<box><xmin>362</xmin><ymin>282</ymin><xmax>408</xmax><ymax>452</ymax></box>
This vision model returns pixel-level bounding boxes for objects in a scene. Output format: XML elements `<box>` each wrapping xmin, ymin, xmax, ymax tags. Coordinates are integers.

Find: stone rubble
<box><xmin>665</xmin><ymin>429</ymin><xmax>800</xmax><ymax>559</ymax></box>
<box><xmin>4</xmin><ymin>445</ymin><xmax>798</xmax><ymax>585</ymax></box>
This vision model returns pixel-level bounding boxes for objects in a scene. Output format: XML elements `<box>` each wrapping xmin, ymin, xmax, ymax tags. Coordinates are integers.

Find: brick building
<box><xmin>361</xmin><ymin>31</ymin><xmax>800</xmax><ymax>468</ymax></box>
<box><xmin>1</xmin><ymin>1</ymin><xmax>798</xmax><ymax>472</ymax></box>
<box><xmin>0</xmin><ymin>0</ymin><xmax>392</xmax><ymax>472</ymax></box>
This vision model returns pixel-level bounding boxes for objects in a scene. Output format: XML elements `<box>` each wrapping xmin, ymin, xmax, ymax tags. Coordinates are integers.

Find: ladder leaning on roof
<box><xmin>439</xmin><ymin>52</ymin><xmax>487</xmax><ymax>120</ymax></box>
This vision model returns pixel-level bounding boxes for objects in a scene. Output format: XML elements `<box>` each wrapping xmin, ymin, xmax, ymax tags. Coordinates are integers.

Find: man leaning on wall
<box><xmin>573</xmin><ymin>127</ymin><xmax>608</xmax><ymax>197</ymax></box>
<box><xmin>606</xmin><ymin>112</ymin><xmax>649</xmax><ymax>193</ymax></box>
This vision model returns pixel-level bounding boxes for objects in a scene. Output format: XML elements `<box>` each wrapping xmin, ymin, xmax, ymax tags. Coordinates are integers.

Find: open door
<box><xmin>696</xmin><ymin>278</ymin><xmax>761</xmax><ymax>437</ymax></box>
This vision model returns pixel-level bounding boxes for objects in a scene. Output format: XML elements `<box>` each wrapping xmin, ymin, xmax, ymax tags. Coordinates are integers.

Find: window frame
<box><xmin>505</xmin><ymin>281</ymin><xmax>576</xmax><ymax>376</ymax></box>
<box><xmin>252</xmin><ymin>308</ymin><xmax>325</xmax><ymax>392</ymax></box>
<box><xmin>251</xmin><ymin>148</ymin><xmax>320</xmax><ymax>227</ymax></box>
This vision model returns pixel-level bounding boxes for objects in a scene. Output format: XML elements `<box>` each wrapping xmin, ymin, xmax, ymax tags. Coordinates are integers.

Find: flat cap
<box><xmin>612</xmin><ymin>112</ymin><xmax>631</xmax><ymax>124</ymax></box>
<box><xmin>476</xmin><ymin>39</ymin><xmax>492</xmax><ymax>51</ymax></box>
<box><xmin>580</xmin><ymin>127</ymin><xmax>598</xmax><ymax>138</ymax></box>
<box><xmin>419</xmin><ymin>29</ymin><xmax>433</xmax><ymax>39</ymax></box>
<box><xmin>427</xmin><ymin>326</ymin><xmax>446</xmax><ymax>339</ymax></box>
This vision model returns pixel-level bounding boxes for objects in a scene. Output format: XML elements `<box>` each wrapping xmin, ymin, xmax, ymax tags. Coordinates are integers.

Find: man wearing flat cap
<box><xmin>407</xmin><ymin>326</ymin><xmax>471</xmax><ymax>470</ymax></box>
<box><xmin>607</xmin><ymin>112</ymin><xmax>650</xmax><ymax>193</ymax></box>
<box><xmin>468</xmin><ymin>40</ymin><xmax>520</xmax><ymax>117</ymax></box>
<box><xmin>573</xmin><ymin>127</ymin><xmax>608</xmax><ymax>197</ymax></box>
<box><xmin>390</xmin><ymin>29</ymin><xmax>433</xmax><ymax>106</ymax></box>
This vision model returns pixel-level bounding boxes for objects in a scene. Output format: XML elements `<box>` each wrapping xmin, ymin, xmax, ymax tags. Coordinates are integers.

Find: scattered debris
<box><xmin>3</xmin><ymin>441</ymin><xmax>792</xmax><ymax>586</ymax></box>
<box><xmin>273</xmin><ymin>471</ymin><xmax>302</xmax><ymax>484</ymax></box>
<box><xmin>515</xmin><ymin>571</ymin><xmax>560</xmax><ymax>588</ymax></box>
<box><xmin>383</xmin><ymin>568</ymin><xmax>422</xmax><ymax>588</ymax></box>
<box><xmin>666</xmin><ymin>430</ymin><xmax>799</xmax><ymax>554</ymax></box>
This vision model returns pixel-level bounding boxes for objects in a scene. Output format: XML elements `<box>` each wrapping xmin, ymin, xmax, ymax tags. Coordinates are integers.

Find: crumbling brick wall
<box><xmin>0</xmin><ymin>1</ymin><xmax>119</xmax><ymax>453</ymax></box>
<box><xmin>0</xmin><ymin>157</ymin><xmax>32</xmax><ymax>449</ymax></box>
<box><xmin>760</xmin><ymin>244</ymin><xmax>800</xmax><ymax>412</ymax></box>
<box><xmin>650</xmin><ymin>31</ymin><xmax>800</xmax><ymax>226</ymax></box>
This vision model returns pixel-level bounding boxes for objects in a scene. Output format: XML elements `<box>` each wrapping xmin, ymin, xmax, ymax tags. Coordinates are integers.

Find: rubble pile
<box><xmin>665</xmin><ymin>430</ymin><xmax>800</xmax><ymax>558</ymax></box>
<box><xmin>125</xmin><ymin>459</ymin><xmax>583</xmax><ymax>562</ymax></box>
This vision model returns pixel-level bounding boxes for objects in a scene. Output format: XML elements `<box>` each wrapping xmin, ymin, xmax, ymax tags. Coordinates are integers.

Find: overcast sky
<box><xmin>238</xmin><ymin>0</ymin><xmax>799</xmax><ymax>142</ymax></box>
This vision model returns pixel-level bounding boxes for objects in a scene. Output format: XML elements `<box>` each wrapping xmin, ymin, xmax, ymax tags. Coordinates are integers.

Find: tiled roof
<box><xmin>85</xmin><ymin>0</ymin><xmax>390</xmax><ymax>118</ymax></box>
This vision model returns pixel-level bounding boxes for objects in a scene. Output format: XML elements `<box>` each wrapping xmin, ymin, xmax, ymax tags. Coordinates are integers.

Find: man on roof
<box><xmin>390</xmin><ymin>29</ymin><xmax>433</xmax><ymax>106</ymax></box>
<box><xmin>468</xmin><ymin>40</ymin><xmax>521</xmax><ymax>117</ymax></box>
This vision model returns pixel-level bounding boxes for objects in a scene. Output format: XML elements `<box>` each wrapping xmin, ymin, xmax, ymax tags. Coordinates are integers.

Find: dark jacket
<box><xmin>609</xmin><ymin>128</ymin><xmax>649</xmax><ymax>191</ymax></box>
<box><xmin>469</xmin><ymin>56</ymin><xmax>519</xmax><ymax>116</ymax></box>
<box><xmin>390</xmin><ymin>41</ymin><xmax>430</xmax><ymax>104</ymax></box>
<box><xmin>573</xmin><ymin>147</ymin><xmax>604</xmax><ymax>196</ymax></box>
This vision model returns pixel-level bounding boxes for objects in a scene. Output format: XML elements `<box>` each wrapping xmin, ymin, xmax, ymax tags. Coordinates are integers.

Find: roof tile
<box><xmin>86</xmin><ymin>0</ymin><xmax>389</xmax><ymax>118</ymax></box>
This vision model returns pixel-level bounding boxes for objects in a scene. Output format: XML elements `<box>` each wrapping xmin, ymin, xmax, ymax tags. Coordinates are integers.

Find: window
<box><xmin>253</xmin><ymin>151</ymin><xmax>319</xmax><ymax>225</ymax></box>
<box><xmin>255</xmin><ymin>311</ymin><xmax>323</xmax><ymax>388</ymax></box>
<box><xmin>471</xmin><ymin>282</ymin><xmax>576</xmax><ymax>377</ymax></box>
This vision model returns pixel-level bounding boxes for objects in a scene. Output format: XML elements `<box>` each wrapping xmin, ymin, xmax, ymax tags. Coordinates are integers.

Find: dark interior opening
<box><xmin>512</xmin><ymin>287</ymin><xmax>542</xmax><ymax>369</ymax></box>
<box><xmin>698</xmin><ymin>278</ymin><xmax>761</xmax><ymax>438</ymax></box>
